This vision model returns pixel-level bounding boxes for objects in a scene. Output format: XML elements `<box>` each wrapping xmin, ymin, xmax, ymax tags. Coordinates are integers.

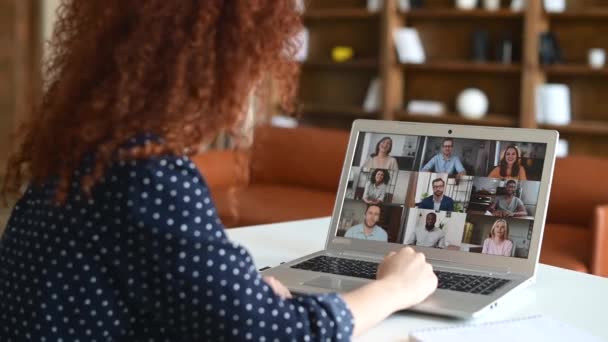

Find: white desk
<box><xmin>227</xmin><ymin>217</ymin><xmax>608</xmax><ymax>341</ymax></box>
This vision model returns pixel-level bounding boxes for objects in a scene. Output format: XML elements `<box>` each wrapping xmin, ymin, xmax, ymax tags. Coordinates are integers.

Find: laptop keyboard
<box><xmin>291</xmin><ymin>255</ymin><xmax>378</xmax><ymax>280</ymax></box>
<box><xmin>291</xmin><ymin>255</ymin><xmax>510</xmax><ymax>295</ymax></box>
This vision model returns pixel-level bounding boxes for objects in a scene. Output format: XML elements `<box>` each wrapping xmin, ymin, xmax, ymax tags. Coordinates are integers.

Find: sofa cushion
<box><xmin>540</xmin><ymin>223</ymin><xmax>592</xmax><ymax>273</ymax></box>
<box><xmin>249</xmin><ymin>126</ymin><xmax>349</xmax><ymax>192</ymax></box>
<box><xmin>210</xmin><ymin>184</ymin><xmax>336</xmax><ymax>228</ymax></box>
<box><xmin>547</xmin><ymin>156</ymin><xmax>608</xmax><ymax>227</ymax></box>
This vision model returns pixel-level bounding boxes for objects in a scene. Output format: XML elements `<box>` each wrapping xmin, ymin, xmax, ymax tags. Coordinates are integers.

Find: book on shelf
<box><xmin>393</xmin><ymin>27</ymin><xmax>426</xmax><ymax>64</ymax></box>
<box><xmin>363</xmin><ymin>77</ymin><xmax>382</xmax><ymax>112</ymax></box>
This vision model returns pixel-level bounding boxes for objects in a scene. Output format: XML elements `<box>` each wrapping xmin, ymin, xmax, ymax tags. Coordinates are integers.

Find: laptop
<box><xmin>262</xmin><ymin>119</ymin><xmax>558</xmax><ymax>318</ymax></box>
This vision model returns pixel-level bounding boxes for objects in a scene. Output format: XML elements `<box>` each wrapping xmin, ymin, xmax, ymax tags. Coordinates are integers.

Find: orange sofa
<box><xmin>193</xmin><ymin>126</ymin><xmax>608</xmax><ymax>277</ymax></box>
<box><xmin>191</xmin><ymin>125</ymin><xmax>349</xmax><ymax>228</ymax></box>
<box><xmin>541</xmin><ymin>156</ymin><xmax>608</xmax><ymax>276</ymax></box>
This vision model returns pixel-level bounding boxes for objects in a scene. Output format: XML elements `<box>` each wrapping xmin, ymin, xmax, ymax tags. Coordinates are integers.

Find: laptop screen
<box><xmin>336</xmin><ymin>132</ymin><xmax>547</xmax><ymax>259</ymax></box>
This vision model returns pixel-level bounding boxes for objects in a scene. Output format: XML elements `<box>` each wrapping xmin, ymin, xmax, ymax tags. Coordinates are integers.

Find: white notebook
<box><xmin>409</xmin><ymin>315</ymin><xmax>602</xmax><ymax>342</ymax></box>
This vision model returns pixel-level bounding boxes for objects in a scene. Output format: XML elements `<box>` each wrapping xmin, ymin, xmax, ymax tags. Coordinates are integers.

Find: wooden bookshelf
<box><xmin>540</xmin><ymin>120</ymin><xmax>608</xmax><ymax>136</ymax></box>
<box><xmin>544</xmin><ymin>65</ymin><xmax>608</xmax><ymax>76</ymax></box>
<box><xmin>403</xmin><ymin>9</ymin><xmax>523</xmax><ymax>19</ymax></box>
<box><xmin>395</xmin><ymin>111</ymin><xmax>517</xmax><ymax>127</ymax></box>
<box><xmin>403</xmin><ymin>61</ymin><xmax>522</xmax><ymax>74</ymax></box>
<box><xmin>304</xmin><ymin>9</ymin><xmax>379</xmax><ymax>20</ymax></box>
<box><xmin>294</xmin><ymin>0</ymin><xmax>608</xmax><ymax>157</ymax></box>
<box><xmin>302</xmin><ymin>59</ymin><xmax>378</xmax><ymax>69</ymax></box>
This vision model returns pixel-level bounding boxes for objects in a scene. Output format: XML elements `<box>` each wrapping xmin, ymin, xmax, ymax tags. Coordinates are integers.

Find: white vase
<box><xmin>456</xmin><ymin>0</ymin><xmax>479</xmax><ymax>10</ymax></box>
<box><xmin>456</xmin><ymin>88</ymin><xmax>489</xmax><ymax>119</ymax></box>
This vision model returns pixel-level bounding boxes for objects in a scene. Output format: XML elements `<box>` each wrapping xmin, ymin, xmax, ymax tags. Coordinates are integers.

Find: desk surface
<box><xmin>226</xmin><ymin>217</ymin><xmax>608</xmax><ymax>341</ymax></box>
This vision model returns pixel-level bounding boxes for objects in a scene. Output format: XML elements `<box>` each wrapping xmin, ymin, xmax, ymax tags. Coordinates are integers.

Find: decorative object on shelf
<box><xmin>539</xmin><ymin>32</ymin><xmax>563</xmax><ymax>65</ymax></box>
<box><xmin>543</xmin><ymin>0</ymin><xmax>565</xmax><ymax>13</ymax></box>
<box><xmin>363</xmin><ymin>77</ymin><xmax>382</xmax><ymax>112</ymax></box>
<box><xmin>367</xmin><ymin>0</ymin><xmax>383</xmax><ymax>12</ymax></box>
<box><xmin>535</xmin><ymin>83</ymin><xmax>571</xmax><ymax>125</ymax></box>
<box><xmin>397</xmin><ymin>0</ymin><xmax>411</xmax><ymax>11</ymax></box>
<box><xmin>456</xmin><ymin>88</ymin><xmax>489</xmax><ymax>119</ymax></box>
<box><xmin>510</xmin><ymin>0</ymin><xmax>525</xmax><ymax>11</ymax></box>
<box><xmin>410</xmin><ymin>0</ymin><xmax>425</xmax><ymax>8</ymax></box>
<box><xmin>331</xmin><ymin>46</ymin><xmax>354</xmax><ymax>62</ymax></box>
<box><xmin>406</xmin><ymin>100</ymin><xmax>446</xmax><ymax>116</ymax></box>
<box><xmin>556</xmin><ymin>139</ymin><xmax>569</xmax><ymax>158</ymax></box>
<box><xmin>455</xmin><ymin>0</ymin><xmax>479</xmax><ymax>10</ymax></box>
<box><xmin>393</xmin><ymin>27</ymin><xmax>426</xmax><ymax>64</ymax></box>
<box><xmin>497</xmin><ymin>33</ymin><xmax>513</xmax><ymax>64</ymax></box>
<box><xmin>483</xmin><ymin>0</ymin><xmax>501</xmax><ymax>11</ymax></box>
<box><xmin>294</xmin><ymin>0</ymin><xmax>305</xmax><ymax>13</ymax></box>
<box><xmin>294</xmin><ymin>28</ymin><xmax>309</xmax><ymax>62</ymax></box>
<box><xmin>588</xmin><ymin>48</ymin><xmax>606</xmax><ymax>69</ymax></box>
<box><xmin>472</xmin><ymin>30</ymin><xmax>489</xmax><ymax>62</ymax></box>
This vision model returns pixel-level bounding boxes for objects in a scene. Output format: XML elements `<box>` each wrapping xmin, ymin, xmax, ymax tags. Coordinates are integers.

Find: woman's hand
<box><xmin>376</xmin><ymin>247</ymin><xmax>438</xmax><ymax>309</ymax></box>
<box><xmin>263</xmin><ymin>276</ymin><xmax>293</xmax><ymax>299</ymax></box>
<box><xmin>341</xmin><ymin>247</ymin><xmax>438</xmax><ymax>336</ymax></box>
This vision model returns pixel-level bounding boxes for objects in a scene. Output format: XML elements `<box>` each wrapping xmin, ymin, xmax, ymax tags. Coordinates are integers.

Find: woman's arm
<box><xmin>488</xmin><ymin>166</ymin><xmax>501</xmax><ymax>178</ymax></box>
<box><xmin>362</xmin><ymin>182</ymin><xmax>372</xmax><ymax>203</ymax></box>
<box><xmin>504</xmin><ymin>240</ymin><xmax>514</xmax><ymax>256</ymax></box>
<box><xmin>482</xmin><ymin>238</ymin><xmax>490</xmax><ymax>254</ymax></box>
<box><xmin>519</xmin><ymin>165</ymin><xmax>528</xmax><ymax>180</ymax></box>
<box><xmin>342</xmin><ymin>248</ymin><xmax>437</xmax><ymax>336</ymax></box>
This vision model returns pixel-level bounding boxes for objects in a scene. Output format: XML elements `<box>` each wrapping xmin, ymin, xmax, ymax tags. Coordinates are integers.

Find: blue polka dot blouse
<box><xmin>0</xmin><ymin>149</ymin><xmax>354</xmax><ymax>340</ymax></box>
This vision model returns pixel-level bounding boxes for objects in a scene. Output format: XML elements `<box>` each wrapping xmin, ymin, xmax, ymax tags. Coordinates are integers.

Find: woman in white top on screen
<box><xmin>363</xmin><ymin>169</ymin><xmax>389</xmax><ymax>204</ymax></box>
<box><xmin>362</xmin><ymin>137</ymin><xmax>399</xmax><ymax>171</ymax></box>
<box><xmin>482</xmin><ymin>219</ymin><xmax>514</xmax><ymax>257</ymax></box>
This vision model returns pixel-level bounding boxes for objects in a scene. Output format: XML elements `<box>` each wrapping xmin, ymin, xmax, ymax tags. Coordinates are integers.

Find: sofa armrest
<box><xmin>591</xmin><ymin>204</ymin><xmax>608</xmax><ymax>277</ymax></box>
<box><xmin>190</xmin><ymin>149</ymin><xmax>250</xmax><ymax>190</ymax></box>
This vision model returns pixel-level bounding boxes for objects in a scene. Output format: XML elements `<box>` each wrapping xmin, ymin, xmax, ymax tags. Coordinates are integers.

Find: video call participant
<box><xmin>488</xmin><ymin>180</ymin><xmax>527</xmax><ymax>218</ymax></box>
<box><xmin>420</xmin><ymin>138</ymin><xmax>466</xmax><ymax>178</ymax></box>
<box><xmin>417</xmin><ymin>178</ymin><xmax>454</xmax><ymax>212</ymax></box>
<box><xmin>488</xmin><ymin>145</ymin><xmax>528</xmax><ymax>180</ymax></box>
<box><xmin>344</xmin><ymin>204</ymin><xmax>389</xmax><ymax>242</ymax></box>
<box><xmin>482</xmin><ymin>219</ymin><xmax>514</xmax><ymax>257</ymax></box>
<box><xmin>362</xmin><ymin>169</ymin><xmax>389</xmax><ymax>204</ymax></box>
<box><xmin>362</xmin><ymin>137</ymin><xmax>399</xmax><ymax>172</ymax></box>
<box><xmin>404</xmin><ymin>212</ymin><xmax>446</xmax><ymax>248</ymax></box>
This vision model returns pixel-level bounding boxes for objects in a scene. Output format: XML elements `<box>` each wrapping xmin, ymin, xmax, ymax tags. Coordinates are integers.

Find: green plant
<box><xmin>453</xmin><ymin>202</ymin><xmax>463</xmax><ymax>212</ymax></box>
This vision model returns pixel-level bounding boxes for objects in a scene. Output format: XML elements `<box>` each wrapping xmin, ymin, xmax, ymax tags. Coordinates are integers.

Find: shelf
<box><xmin>395</xmin><ymin>111</ymin><xmax>517</xmax><ymax>127</ymax></box>
<box><xmin>548</xmin><ymin>10</ymin><xmax>608</xmax><ymax>20</ymax></box>
<box><xmin>403</xmin><ymin>9</ymin><xmax>523</xmax><ymax>19</ymax></box>
<box><xmin>539</xmin><ymin>121</ymin><xmax>608</xmax><ymax>136</ymax></box>
<box><xmin>403</xmin><ymin>61</ymin><xmax>522</xmax><ymax>74</ymax></box>
<box><xmin>543</xmin><ymin>64</ymin><xmax>608</xmax><ymax>77</ymax></box>
<box><xmin>303</xmin><ymin>9</ymin><xmax>379</xmax><ymax>20</ymax></box>
<box><xmin>301</xmin><ymin>103</ymin><xmax>379</xmax><ymax>118</ymax></box>
<box><xmin>302</xmin><ymin>59</ymin><xmax>378</xmax><ymax>69</ymax></box>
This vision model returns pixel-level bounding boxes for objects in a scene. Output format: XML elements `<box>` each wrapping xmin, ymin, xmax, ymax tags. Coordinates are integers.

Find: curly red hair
<box><xmin>3</xmin><ymin>0</ymin><xmax>302</xmax><ymax>202</ymax></box>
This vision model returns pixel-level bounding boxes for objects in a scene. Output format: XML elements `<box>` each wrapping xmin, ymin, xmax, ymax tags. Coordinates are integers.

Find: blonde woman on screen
<box><xmin>482</xmin><ymin>219</ymin><xmax>514</xmax><ymax>257</ymax></box>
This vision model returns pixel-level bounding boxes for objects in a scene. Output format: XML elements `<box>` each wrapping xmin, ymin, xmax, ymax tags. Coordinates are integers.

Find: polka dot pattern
<box><xmin>0</xmin><ymin>144</ymin><xmax>354</xmax><ymax>340</ymax></box>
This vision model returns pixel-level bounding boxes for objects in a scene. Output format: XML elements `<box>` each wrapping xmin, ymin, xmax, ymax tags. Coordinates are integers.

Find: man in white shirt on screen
<box><xmin>405</xmin><ymin>212</ymin><xmax>446</xmax><ymax>248</ymax></box>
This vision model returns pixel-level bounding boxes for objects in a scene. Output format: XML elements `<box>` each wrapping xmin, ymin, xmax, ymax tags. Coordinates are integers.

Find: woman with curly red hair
<box><xmin>0</xmin><ymin>1</ymin><xmax>436</xmax><ymax>340</ymax></box>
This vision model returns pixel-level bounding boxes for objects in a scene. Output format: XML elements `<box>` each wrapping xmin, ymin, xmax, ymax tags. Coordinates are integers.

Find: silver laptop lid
<box><xmin>325</xmin><ymin>120</ymin><xmax>558</xmax><ymax>276</ymax></box>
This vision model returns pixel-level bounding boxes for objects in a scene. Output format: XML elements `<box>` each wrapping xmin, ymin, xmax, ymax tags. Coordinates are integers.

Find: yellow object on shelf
<box><xmin>332</xmin><ymin>46</ymin><xmax>354</xmax><ymax>62</ymax></box>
